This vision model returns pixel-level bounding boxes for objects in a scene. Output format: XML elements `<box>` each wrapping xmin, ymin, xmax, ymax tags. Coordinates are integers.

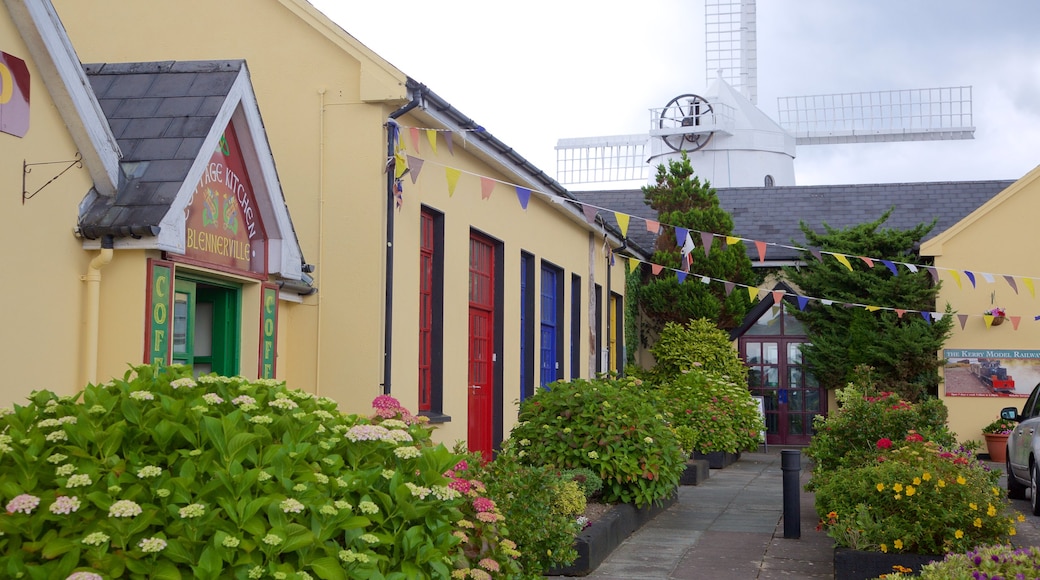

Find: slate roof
<box><xmin>76</xmin><ymin>60</ymin><xmax>243</xmax><ymax>239</ymax></box>
<box><xmin>574</xmin><ymin>180</ymin><xmax>1015</xmax><ymax>263</ymax></box>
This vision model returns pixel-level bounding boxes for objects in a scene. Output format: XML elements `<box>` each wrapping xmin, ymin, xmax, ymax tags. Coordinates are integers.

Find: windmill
<box><xmin>555</xmin><ymin>0</ymin><xmax>975</xmax><ymax>189</ymax></box>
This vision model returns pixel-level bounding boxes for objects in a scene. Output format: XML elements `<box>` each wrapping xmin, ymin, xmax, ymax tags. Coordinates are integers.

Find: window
<box><xmin>418</xmin><ymin>208</ymin><xmax>445</xmax><ymax>418</ymax></box>
<box><xmin>764</xmin><ymin>174</ymin><xmax>775</xmax><ymax>187</ymax></box>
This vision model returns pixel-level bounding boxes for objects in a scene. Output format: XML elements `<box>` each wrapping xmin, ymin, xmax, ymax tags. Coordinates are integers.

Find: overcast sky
<box><xmin>310</xmin><ymin>0</ymin><xmax>1040</xmax><ymax>188</ymax></box>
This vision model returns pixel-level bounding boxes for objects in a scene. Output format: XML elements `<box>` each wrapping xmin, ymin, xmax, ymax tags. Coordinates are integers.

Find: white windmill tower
<box><xmin>555</xmin><ymin>0</ymin><xmax>975</xmax><ymax>189</ymax></box>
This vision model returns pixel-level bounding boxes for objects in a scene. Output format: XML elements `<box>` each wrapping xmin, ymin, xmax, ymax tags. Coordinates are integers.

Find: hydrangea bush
<box><xmin>652</xmin><ymin>368</ymin><xmax>762</xmax><ymax>454</ymax></box>
<box><xmin>509</xmin><ymin>377</ymin><xmax>685</xmax><ymax>507</ymax></box>
<box><xmin>815</xmin><ymin>436</ymin><xmax>1020</xmax><ymax>555</ymax></box>
<box><xmin>0</xmin><ymin>364</ymin><xmax>517</xmax><ymax>579</ymax></box>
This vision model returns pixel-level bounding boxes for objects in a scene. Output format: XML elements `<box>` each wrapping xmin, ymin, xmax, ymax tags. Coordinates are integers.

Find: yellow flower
<box><xmin>894</xmin><ymin>494</ymin><xmax>902</xmax><ymax>500</ymax></box>
<box><xmin>921</xmin><ymin>472</ymin><xmax>932</xmax><ymax>481</ymax></box>
<box><xmin>954</xmin><ymin>529</ymin><xmax>964</xmax><ymax>539</ymax></box>
<box><xmin>992</xmin><ymin>487</ymin><xmax>1001</xmax><ymax>496</ymax></box>
<box><xmin>905</xmin><ymin>485</ymin><xmax>916</xmax><ymax>497</ymax></box>
<box><xmin>938</xmin><ymin>479</ymin><xmax>946</xmax><ymax>488</ymax></box>
<box><xmin>969</xmin><ymin>502</ymin><xmax>978</xmax><ymax>511</ymax></box>
<box><xmin>880</xmin><ymin>543</ymin><xmax>888</xmax><ymax>553</ymax></box>
<box><xmin>876</xmin><ymin>483</ymin><xmax>885</xmax><ymax>492</ymax></box>
<box><xmin>893</xmin><ymin>483</ymin><xmax>904</xmax><ymax>492</ymax></box>
<box><xmin>913</xmin><ymin>477</ymin><xmax>921</xmax><ymax>485</ymax></box>
<box><xmin>957</xmin><ymin>475</ymin><xmax>967</xmax><ymax>485</ymax></box>
<box><xmin>973</xmin><ymin>517</ymin><xmax>983</xmax><ymax>528</ymax></box>
<box><xmin>894</xmin><ymin>539</ymin><xmax>903</xmax><ymax>550</ymax></box>
<box><xmin>987</xmin><ymin>504</ymin><xmax>997</xmax><ymax>517</ymax></box>
<box><xmin>1010</xmin><ymin>527</ymin><xmax>1017</xmax><ymax>536</ymax></box>
<box><xmin>1018</xmin><ymin>514</ymin><xmax>1027</xmax><ymax>522</ymax></box>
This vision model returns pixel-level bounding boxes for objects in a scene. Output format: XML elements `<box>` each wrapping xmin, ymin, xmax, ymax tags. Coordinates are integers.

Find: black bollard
<box><xmin>781</xmin><ymin>449</ymin><xmax>801</xmax><ymax>539</ymax></box>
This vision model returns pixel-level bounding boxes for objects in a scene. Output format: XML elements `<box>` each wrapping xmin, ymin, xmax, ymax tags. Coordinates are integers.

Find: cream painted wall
<box><xmin>1</xmin><ymin>9</ymin><xmax>101</xmax><ymax>405</ymax></box>
<box><xmin>48</xmin><ymin>0</ymin><xmax>627</xmax><ymax>453</ymax></box>
<box><xmin>922</xmin><ymin>168</ymin><xmax>1040</xmax><ymax>444</ymax></box>
<box><xmin>388</xmin><ymin>119</ymin><xmax>626</xmax><ymax>444</ymax></box>
<box><xmin>51</xmin><ymin>0</ymin><xmax>409</xmax><ymax>411</ymax></box>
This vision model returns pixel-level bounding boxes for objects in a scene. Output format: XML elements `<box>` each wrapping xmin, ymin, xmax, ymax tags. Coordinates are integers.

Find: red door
<box><xmin>468</xmin><ymin>234</ymin><xmax>495</xmax><ymax>460</ymax></box>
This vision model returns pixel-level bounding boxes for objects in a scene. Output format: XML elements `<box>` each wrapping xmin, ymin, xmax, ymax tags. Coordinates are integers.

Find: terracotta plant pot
<box><xmin>984</xmin><ymin>432</ymin><xmax>1009</xmax><ymax>463</ymax></box>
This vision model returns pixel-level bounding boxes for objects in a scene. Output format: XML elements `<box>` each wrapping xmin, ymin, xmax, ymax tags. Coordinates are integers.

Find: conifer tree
<box><xmin>782</xmin><ymin>209</ymin><xmax>952</xmax><ymax>401</ymax></box>
<box><xmin>634</xmin><ymin>152</ymin><xmax>757</xmax><ymax>335</ymax></box>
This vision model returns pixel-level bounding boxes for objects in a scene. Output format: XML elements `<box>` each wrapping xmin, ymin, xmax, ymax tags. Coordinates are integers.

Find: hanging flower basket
<box><xmin>986</xmin><ymin>307</ymin><xmax>1006</xmax><ymax>326</ymax></box>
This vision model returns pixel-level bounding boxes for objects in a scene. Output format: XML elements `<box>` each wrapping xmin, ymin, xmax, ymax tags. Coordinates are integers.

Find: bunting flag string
<box><xmin>620</xmin><ymin>253</ymin><xmax>1040</xmax><ymax>328</ymax></box>
<box><xmin>394</xmin><ymin>151</ymin><xmax>1040</xmax><ymax>294</ymax></box>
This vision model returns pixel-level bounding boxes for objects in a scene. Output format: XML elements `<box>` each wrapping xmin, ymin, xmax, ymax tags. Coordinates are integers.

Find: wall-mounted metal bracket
<box><xmin>23</xmin><ymin>152</ymin><xmax>83</xmax><ymax>204</ymax></box>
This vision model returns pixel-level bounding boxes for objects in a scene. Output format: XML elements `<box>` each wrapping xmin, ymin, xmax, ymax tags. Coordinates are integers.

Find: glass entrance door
<box><xmin>740</xmin><ymin>301</ymin><xmax>822</xmax><ymax>445</ymax></box>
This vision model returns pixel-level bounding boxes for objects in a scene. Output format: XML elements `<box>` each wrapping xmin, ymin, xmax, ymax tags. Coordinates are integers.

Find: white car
<box><xmin>1002</xmin><ymin>392</ymin><xmax>1040</xmax><ymax>513</ymax></box>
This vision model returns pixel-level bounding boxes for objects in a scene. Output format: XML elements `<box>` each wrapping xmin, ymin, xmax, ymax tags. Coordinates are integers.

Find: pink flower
<box><xmin>372</xmin><ymin>395</ymin><xmax>402</xmax><ymax>410</ymax></box>
<box><xmin>876</xmin><ymin>438</ymin><xmax>893</xmax><ymax>449</ymax></box>
<box><xmin>472</xmin><ymin>497</ymin><xmax>495</xmax><ymax>513</ymax></box>
<box><xmin>476</xmin><ymin>511</ymin><xmax>501</xmax><ymax>523</ymax></box>
<box><xmin>453</xmin><ymin>460</ymin><xmax>469</xmax><ymax>472</ymax></box>
<box><xmin>449</xmin><ymin>478</ymin><xmax>471</xmax><ymax>494</ymax></box>
<box><xmin>905</xmin><ymin>432</ymin><xmax>924</xmax><ymax>443</ymax></box>
<box><xmin>6</xmin><ymin>494</ymin><xmax>40</xmax><ymax>514</ymax></box>
<box><xmin>478</xmin><ymin>558</ymin><xmax>500</xmax><ymax>572</ymax></box>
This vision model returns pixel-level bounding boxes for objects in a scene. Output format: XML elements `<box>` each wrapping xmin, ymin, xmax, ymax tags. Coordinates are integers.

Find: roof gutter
<box><xmin>381</xmin><ymin>86</ymin><xmax>423</xmax><ymax>396</ymax></box>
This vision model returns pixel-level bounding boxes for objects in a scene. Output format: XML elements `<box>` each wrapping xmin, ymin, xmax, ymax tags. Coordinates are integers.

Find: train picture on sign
<box><xmin>969</xmin><ymin>359</ymin><xmax>1016</xmax><ymax>394</ymax></box>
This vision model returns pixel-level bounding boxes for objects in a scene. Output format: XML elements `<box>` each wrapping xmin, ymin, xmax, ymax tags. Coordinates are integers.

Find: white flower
<box><xmin>394</xmin><ymin>446</ymin><xmax>421</xmax><ymax>459</ymax></box>
<box><xmin>359</xmin><ymin>501</ymin><xmax>379</xmax><ymax>515</ymax></box>
<box><xmin>56</xmin><ymin>464</ymin><xmax>76</xmax><ymax>476</ymax></box>
<box><xmin>202</xmin><ymin>393</ymin><xmax>224</xmax><ymax>404</ymax></box>
<box><xmin>136</xmin><ymin>466</ymin><xmax>162</xmax><ymax>478</ymax></box>
<box><xmin>280</xmin><ymin>498</ymin><xmax>305</xmax><ymax>513</ymax></box>
<box><xmin>81</xmin><ymin>531</ymin><xmax>110</xmax><ymax>546</ymax></box>
<box><xmin>66</xmin><ymin>474</ymin><xmax>92</xmax><ymax>488</ymax></box>
<box><xmin>268</xmin><ymin>398</ymin><xmax>299</xmax><ymax>411</ymax></box>
<box><xmin>49</xmin><ymin>496</ymin><xmax>81</xmax><ymax>515</ymax></box>
<box><xmin>108</xmin><ymin>500</ymin><xmax>142</xmax><ymax>518</ymax></box>
<box><xmin>45</xmin><ymin>430</ymin><xmax>68</xmax><ymax>442</ymax></box>
<box><xmin>178</xmin><ymin>503</ymin><xmax>205</xmax><ymax>518</ymax></box>
<box><xmin>138</xmin><ymin>537</ymin><xmax>167</xmax><ymax>553</ymax></box>
<box><xmin>222</xmin><ymin>535</ymin><xmax>241</xmax><ymax>548</ymax></box>
<box><xmin>169</xmin><ymin>377</ymin><xmax>197</xmax><ymax>389</ymax></box>
<box><xmin>129</xmin><ymin>390</ymin><xmax>154</xmax><ymax>401</ymax></box>
<box><xmin>262</xmin><ymin>533</ymin><xmax>283</xmax><ymax>545</ymax></box>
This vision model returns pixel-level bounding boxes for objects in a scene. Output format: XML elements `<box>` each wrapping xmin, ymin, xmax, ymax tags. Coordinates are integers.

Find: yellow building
<box><xmin>6</xmin><ymin>0</ymin><xmax>629</xmax><ymax>456</ymax></box>
<box><xmin>921</xmin><ymin>165</ymin><xmax>1040</xmax><ymax>443</ymax></box>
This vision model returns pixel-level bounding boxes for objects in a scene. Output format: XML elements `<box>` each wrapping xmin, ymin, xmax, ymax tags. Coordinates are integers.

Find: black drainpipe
<box><xmin>382</xmin><ymin>84</ymin><xmax>423</xmax><ymax>395</ymax></box>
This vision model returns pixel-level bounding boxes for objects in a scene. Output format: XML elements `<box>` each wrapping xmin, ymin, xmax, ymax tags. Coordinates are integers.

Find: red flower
<box><xmin>905</xmin><ymin>432</ymin><xmax>924</xmax><ymax>443</ymax></box>
<box><xmin>876</xmin><ymin>438</ymin><xmax>893</xmax><ymax>449</ymax></box>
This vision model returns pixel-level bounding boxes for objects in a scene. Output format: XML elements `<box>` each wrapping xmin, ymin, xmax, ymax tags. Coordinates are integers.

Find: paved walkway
<box><xmin>551</xmin><ymin>450</ymin><xmax>834</xmax><ymax>579</ymax></box>
<box><xmin>549</xmin><ymin>451</ymin><xmax>1040</xmax><ymax>579</ymax></box>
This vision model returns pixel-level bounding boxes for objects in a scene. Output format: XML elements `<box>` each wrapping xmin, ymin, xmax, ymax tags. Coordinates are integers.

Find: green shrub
<box><xmin>648</xmin><ymin>319</ymin><xmax>748</xmax><ymax>383</ymax></box>
<box><xmin>881</xmin><ymin>544</ymin><xmax>1040</xmax><ymax>579</ymax></box>
<box><xmin>0</xmin><ymin>364</ymin><xmax>518</xmax><ymax>579</ymax></box>
<box><xmin>511</xmin><ymin>377</ymin><xmax>685</xmax><ymax>507</ymax></box>
<box><xmin>558</xmin><ymin>468</ymin><xmax>602</xmax><ymax>500</ymax></box>
<box><xmin>468</xmin><ymin>443</ymin><xmax>579</xmax><ymax>577</ymax></box>
<box><xmin>815</xmin><ymin>438</ymin><xmax>1017</xmax><ymax>555</ymax></box>
<box><xmin>806</xmin><ymin>378</ymin><xmax>956</xmax><ymax>488</ymax></box>
<box><xmin>653</xmin><ymin>368</ymin><xmax>762</xmax><ymax>454</ymax></box>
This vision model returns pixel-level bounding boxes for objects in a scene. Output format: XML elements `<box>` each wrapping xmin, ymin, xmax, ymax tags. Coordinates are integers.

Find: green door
<box><xmin>172</xmin><ymin>279</ymin><xmax>240</xmax><ymax>376</ymax></box>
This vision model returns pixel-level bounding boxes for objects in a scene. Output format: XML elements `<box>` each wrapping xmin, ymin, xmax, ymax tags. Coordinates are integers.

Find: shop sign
<box><xmin>943</xmin><ymin>349</ymin><xmax>1040</xmax><ymax>398</ymax></box>
<box><xmin>184</xmin><ymin>125</ymin><xmax>267</xmax><ymax>276</ymax></box>
<box><xmin>144</xmin><ymin>260</ymin><xmax>173</xmax><ymax>366</ymax></box>
<box><xmin>259</xmin><ymin>284</ymin><xmax>278</xmax><ymax>378</ymax></box>
<box><xmin>0</xmin><ymin>50</ymin><xmax>30</xmax><ymax>138</ymax></box>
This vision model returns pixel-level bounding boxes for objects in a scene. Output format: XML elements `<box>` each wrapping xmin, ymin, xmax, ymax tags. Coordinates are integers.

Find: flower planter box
<box><xmin>547</xmin><ymin>490</ymin><xmax>677</xmax><ymax>576</ymax></box>
<box><xmin>679</xmin><ymin>459</ymin><xmax>710</xmax><ymax>485</ymax></box>
<box><xmin>693</xmin><ymin>451</ymin><xmax>741</xmax><ymax>469</ymax></box>
<box><xmin>833</xmin><ymin>547</ymin><xmax>941</xmax><ymax>580</ymax></box>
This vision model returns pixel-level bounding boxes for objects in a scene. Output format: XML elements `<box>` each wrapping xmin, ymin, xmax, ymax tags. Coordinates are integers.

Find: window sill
<box><xmin>419</xmin><ymin>411</ymin><xmax>451</xmax><ymax>424</ymax></box>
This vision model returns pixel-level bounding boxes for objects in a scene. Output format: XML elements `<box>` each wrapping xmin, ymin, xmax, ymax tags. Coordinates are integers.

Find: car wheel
<box><xmin>1009</xmin><ymin>456</ymin><xmax>1028</xmax><ymax>499</ymax></box>
<box><xmin>1032</xmin><ymin>462</ymin><xmax>1040</xmax><ymax>516</ymax></box>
